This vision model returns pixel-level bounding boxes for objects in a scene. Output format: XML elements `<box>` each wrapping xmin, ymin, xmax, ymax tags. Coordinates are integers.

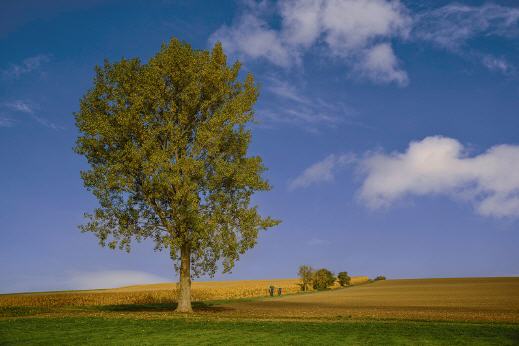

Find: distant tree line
<box><xmin>298</xmin><ymin>265</ymin><xmax>386</xmax><ymax>290</ymax></box>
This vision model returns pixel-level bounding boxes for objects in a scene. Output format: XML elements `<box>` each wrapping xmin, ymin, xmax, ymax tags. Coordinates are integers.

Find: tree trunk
<box><xmin>175</xmin><ymin>243</ymin><xmax>192</xmax><ymax>313</ymax></box>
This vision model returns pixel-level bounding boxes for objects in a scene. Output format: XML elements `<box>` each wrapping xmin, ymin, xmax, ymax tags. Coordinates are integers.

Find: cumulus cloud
<box><xmin>211</xmin><ymin>1</ymin><xmax>519</xmax><ymax>81</ymax></box>
<box><xmin>289</xmin><ymin>153</ymin><xmax>355</xmax><ymax>190</ymax></box>
<box><xmin>1</xmin><ymin>54</ymin><xmax>51</xmax><ymax>79</ymax></box>
<box><xmin>211</xmin><ymin>12</ymin><xmax>291</xmax><ymax>67</ymax></box>
<box><xmin>68</xmin><ymin>270</ymin><xmax>170</xmax><ymax>290</ymax></box>
<box><xmin>356</xmin><ymin>43</ymin><xmax>408</xmax><ymax>85</ymax></box>
<box><xmin>318</xmin><ymin>0</ymin><xmax>410</xmax><ymax>53</ymax></box>
<box><xmin>211</xmin><ymin>0</ymin><xmax>411</xmax><ymax>85</ymax></box>
<box><xmin>359</xmin><ymin>136</ymin><xmax>519</xmax><ymax>218</ymax></box>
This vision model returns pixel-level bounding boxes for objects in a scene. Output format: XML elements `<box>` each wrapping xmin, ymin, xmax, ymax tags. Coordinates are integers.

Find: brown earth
<box><xmin>217</xmin><ymin>277</ymin><xmax>519</xmax><ymax>323</ymax></box>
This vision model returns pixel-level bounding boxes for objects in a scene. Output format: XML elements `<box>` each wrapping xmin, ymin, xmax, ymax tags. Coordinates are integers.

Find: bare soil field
<box><xmin>220</xmin><ymin>277</ymin><xmax>519</xmax><ymax>323</ymax></box>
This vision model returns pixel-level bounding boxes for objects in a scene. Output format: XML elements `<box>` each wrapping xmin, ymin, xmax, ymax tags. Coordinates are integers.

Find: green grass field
<box><xmin>1</xmin><ymin>277</ymin><xmax>519</xmax><ymax>345</ymax></box>
<box><xmin>1</xmin><ymin>318</ymin><xmax>519</xmax><ymax>345</ymax></box>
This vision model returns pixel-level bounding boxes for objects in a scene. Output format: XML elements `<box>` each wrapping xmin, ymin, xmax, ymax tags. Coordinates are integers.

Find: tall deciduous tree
<box><xmin>75</xmin><ymin>38</ymin><xmax>280</xmax><ymax>312</ymax></box>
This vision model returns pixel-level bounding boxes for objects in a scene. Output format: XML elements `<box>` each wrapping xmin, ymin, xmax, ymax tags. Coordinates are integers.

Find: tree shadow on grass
<box><xmin>93</xmin><ymin>301</ymin><xmax>231</xmax><ymax>313</ymax></box>
<box><xmin>0</xmin><ymin>306</ymin><xmax>53</xmax><ymax>317</ymax></box>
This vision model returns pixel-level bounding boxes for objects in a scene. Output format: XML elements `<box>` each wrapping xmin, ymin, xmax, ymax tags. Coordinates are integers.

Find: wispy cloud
<box><xmin>259</xmin><ymin>75</ymin><xmax>360</xmax><ymax>130</ymax></box>
<box><xmin>0</xmin><ymin>116</ymin><xmax>14</xmax><ymax>128</ymax></box>
<box><xmin>414</xmin><ymin>4</ymin><xmax>519</xmax><ymax>51</ymax></box>
<box><xmin>265</xmin><ymin>76</ymin><xmax>309</xmax><ymax>104</ymax></box>
<box><xmin>289</xmin><ymin>153</ymin><xmax>355</xmax><ymax>190</ymax></box>
<box><xmin>1</xmin><ymin>54</ymin><xmax>51</xmax><ymax>79</ymax></box>
<box><xmin>480</xmin><ymin>55</ymin><xmax>511</xmax><ymax>74</ymax></box>
<box><xmin>359</xmin><ymin>136</ymin><xmax>519</xmax><ymax>218</ymax></box>
<box><xmin>5</xmin><ymin>100</ymin><xmax>34</xmax><ymax>114</ymax></box>
<box><xmin>67</xmin><ymin>270</ymin><xmax>170</xmax><ymax>290</ymax></box>
<box><xmin>414</xmin><ymin>3</ymin><xmax>519</xmax><ymax>72</ymax></box>
<box><xmin>2</xmin><ymin>100</ymin><xmax>63</xmax><ymax>130</ymax></box>
<box><xmin>31</xmin><ymin>115</ymin><xmax>63</xmax><ymax>130</ymax></box>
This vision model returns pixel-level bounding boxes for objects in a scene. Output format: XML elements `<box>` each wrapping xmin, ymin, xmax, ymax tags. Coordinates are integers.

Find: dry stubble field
<box><xmin>222</xmin><ymin>277</ymin><xmax>519</xmax><ymax>322</ymax></box>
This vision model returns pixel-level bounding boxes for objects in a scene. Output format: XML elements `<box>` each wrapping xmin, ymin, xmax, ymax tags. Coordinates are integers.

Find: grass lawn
<box><xmin>1</xmin><ymin>317</ymin><xmax>519</xmax><ymax>345</ymax></box>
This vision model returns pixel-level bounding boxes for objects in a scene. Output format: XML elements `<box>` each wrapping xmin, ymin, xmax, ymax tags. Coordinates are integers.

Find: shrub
<box><xmin>312</xmin><ymin>269</ymin><xmax>335</xmax><ymax>290</ymax></box>
<box><xmin>337</xmin><ymin>272</ymin><xmax>351</xmax><ymax>286</ymax></box>
<box><xmin>374</xmin><ymin>275</ymin><xmax>386</xmax><ymax>281</ymax></box>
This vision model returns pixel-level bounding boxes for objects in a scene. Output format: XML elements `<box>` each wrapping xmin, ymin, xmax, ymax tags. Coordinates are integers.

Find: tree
<box><xmin>312</xmin><ymin>268</ymin><xmax>335</xmax><ymax>290</ymax></box>
<box><xmin>298</xmin><ymin>265</ymin><xmax>314</xmax><ymax>291</ymax></box>
<box><xmin>74</xmin><ymin>38</ymin><xmax>280</xmax><ymax>313</ymax></box>
<box><xmin>337</xmin><ymin>271</ymin><xmax>351</xmax><ymax>286</ymax></box>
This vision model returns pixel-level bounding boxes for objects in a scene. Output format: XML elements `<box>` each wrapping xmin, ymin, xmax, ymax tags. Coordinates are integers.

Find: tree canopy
<box><xmin>313</xmin><ymin>268</ymin><xmax>335</xmax><ymax>290</ymax></box>
<box><xmin>337</xmin><ymin>271</ymin><xmax>351</xmax><ymax>286</ymax></box>
<box><xmin>298</xmin><ymin>265</ymin><xmax>314</xmax><ymax>291</ymax></box>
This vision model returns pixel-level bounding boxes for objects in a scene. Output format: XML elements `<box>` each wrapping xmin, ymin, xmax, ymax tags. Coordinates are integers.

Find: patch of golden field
<box><xmin>224</xmin><ymin>277</ymin><xmax>519</xmax><ymax>323</ymax></box>
<box><xmin>0</xmin><ymin>277</ymin><xmax>369</xmax><ymax>308</ymax></box>
<box><xmin>3</xmin><ymin>277</ymin><xmax>515</xmax><ymax>323</ymax></box>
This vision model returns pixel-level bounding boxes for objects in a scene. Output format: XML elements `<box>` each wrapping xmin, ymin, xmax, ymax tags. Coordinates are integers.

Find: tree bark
<box><xmin>175</xmin><ymin>242</ymin><xmax>192</xmax><ymax>313</ymax></box>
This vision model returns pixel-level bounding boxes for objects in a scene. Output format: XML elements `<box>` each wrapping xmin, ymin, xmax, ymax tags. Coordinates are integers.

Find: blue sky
<box><xmin>1</xmin><ymin>0</ymin><xmax>519</xmax><ymax>293</ymax></box>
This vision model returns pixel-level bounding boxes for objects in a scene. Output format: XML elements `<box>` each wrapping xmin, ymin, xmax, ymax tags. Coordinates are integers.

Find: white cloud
<box><xmin>5</xmin><ymin>100</ymin><xmax>34</xmax><ymax>113</ymax></box>
<box><xmin>1</xmin><ymin>54</ymin><xmax>51</xmax><ymax>79</ymax></box>
<box><xmin>414</xmin><ymin>4</ymin><xmax>519</xmax><ymax>51</ymax></box>
<box><xmin>359</xmin><ymin>136</ymin><xmax>519</xmax><ymax>218</ymax></box>
<box><xmin>289</xmin><ymin>153</ymin><xmax>355</xmax><ymax>189</ymax></box>
<box><xmin>210</xmin><ymin>13</ymin><xmax>291</xmax><ymax>67</ymax></box>
<box><xmin>259</xmin><ymin>75</ymin><xmax>358</xmax><ymax>128</ymax></box>
<box><xmin>266</xmin><ymin>76</ymin><xmax>309</xmax><ymax>103</ymax></box>
<box><xmin>280</xmin><ymin>0</ymin><xmax>323</xmax><ymax>48</ymax></box>
<box><xmin>2</xmin><ymin>100</ymin><xmax>63</xmax><ymax>130</ymax></box>
<box><xmin>211</xmin><ymin>0</ymin><xmax>411</xmax><ymax>85</ymax></box>
<box><xmin>414</xmin><ymin>3</ymin><xmax>519</xmax><ymax>72</ymax></box>
<box><xmin>356</xmin><ymin>43</ymin><xmax>408</xmax><ymax>85</ymax></box>
<box><xmin>212</xmin><ymin>1</ymin><xmax>519</xmax><ymax>81</ymax></box>
<box><xmin>0</xmin><ymin>117</ymin><xmax>14</xmax><ymax>127</ymax></box>
<box><xmin>481</xmin><ymin>55</ymin><xmax>510</xmax><ymax>74</ymax></box>
<box><xmin>319</xmin><ymin>0</ymin><xmax>410</xmax><ymax>53</ymax></box>
<box><xmin>31</xmin><ymin>114</ymin><xmax>63</xmax><ymax>130</ymax></box>
<box><xmin>259</xmin><ymin>105</ymin><xmax>343</xmax><ymax>129</ymax></box>
<box><xmin>0</xmin><ymin>100</ymin><xmax>65</xmax><ymax>130</ymax></box>
<box><xmin>67</xmin><ymin>270</ymin><xmax>170</xmax><ymax>290</ymax></box>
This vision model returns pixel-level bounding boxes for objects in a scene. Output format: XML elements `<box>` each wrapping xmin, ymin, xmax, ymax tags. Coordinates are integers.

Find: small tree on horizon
<box><xmin>337</xmin><ymin>271</ymin><xmax>351</xmax><ymax>286</ymax></box>
<box><xmin>312</xmin><ymin>268</ymin><xmax>335</xmax><ymax>290</ymax></box>
<box><xmin>298</xmin><ymin>265</ymin><xmax>314</xmax><ymax>291</ymax></box>
<box><xmin>74</xmin><ymin>38</ymin><xmax>280</xmax><ymax>313</ymax></box>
